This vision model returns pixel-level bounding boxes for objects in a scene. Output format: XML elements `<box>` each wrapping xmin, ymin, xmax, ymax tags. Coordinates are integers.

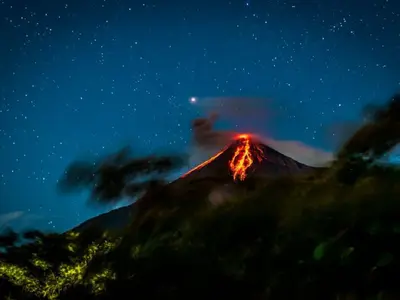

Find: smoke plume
<box><xmin>189</xmin><ymin>96</ymin><xmax>334</xmax><ymax>167</ymax></box>
<box><xmin>198</xmin><ymin>96</ymin><xmax>270</xmax><ymax>120</ymax></box>
<box><xmin>262</xmin><ymin>138</ymin><xmax>334</xmax><ymax>167</ymax></box>
<box><xmin>191</xmin><ymin>113</ymin><xmax>235</xmax><ymax>150</ymax></box>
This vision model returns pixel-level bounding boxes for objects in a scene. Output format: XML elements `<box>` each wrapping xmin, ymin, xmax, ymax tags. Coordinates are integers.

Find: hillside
<box><xmin>73</xmin><ymin>137</ymin><xmax>318</xmax><ymax>233</ymax></box>
<box><xmin>1</xmin><ymin>161</ymin><xmax>399</xmax><ymax>300</ymax></box>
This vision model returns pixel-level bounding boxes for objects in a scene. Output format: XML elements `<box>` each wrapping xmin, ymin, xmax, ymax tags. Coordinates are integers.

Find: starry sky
<box><xmin>0</xmin><ymin>0</ymin><xmax>399</xmax><ymax>233</ymax></box>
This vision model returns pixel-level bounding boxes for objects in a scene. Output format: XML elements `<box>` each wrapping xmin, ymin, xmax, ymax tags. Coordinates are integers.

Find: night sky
<box><xmin>0</xmin><ymin>0</ymin><xmax>399</xmax><ymax>233</ymax></box>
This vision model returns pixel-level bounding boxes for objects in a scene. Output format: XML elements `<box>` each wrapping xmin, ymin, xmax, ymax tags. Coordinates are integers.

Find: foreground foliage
<box><xmin>1</xmin><ymin>164</ymin><xmax>399</xmax><ymax>299</ymax></box>
<box><xmin>0</xmin><ymin>94</ymin><xmax>399</xmax><ymax>299</ymax></box>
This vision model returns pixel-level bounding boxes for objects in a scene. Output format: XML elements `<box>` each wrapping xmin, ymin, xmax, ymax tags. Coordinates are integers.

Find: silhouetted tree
<box><xmin>58</xmin><ymin>146</ymin><xmax>187</xmax><ymax>205</ymax></box>
<box><xmin>0</xmin><ymin>228</ymin><xmax>18</xmax><ymax>250</ymax></box>
<box><xmin>335</xmin><ymin>94</ymin><xmax>400</xmax><ymax>184</ymax></box>
<box><xmin>21</xmin><ymin>229</ymin><xmax>45</xmax><ymax>241</ymax></box>
<box><xmin>338</xmin><ymin>94</ymin><xmax>399</xmax><ymax>161</ymax></box>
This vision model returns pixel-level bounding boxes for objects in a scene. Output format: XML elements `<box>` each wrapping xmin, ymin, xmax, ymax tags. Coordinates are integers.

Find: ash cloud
<box><xmin>198</xmin><ymin>96</ymin><xmax>270</xmax><ymax>120</ymax></box>
<box><xmin>189</xmin><ymin>96</ymin><xmax>334</xmax><ymax>167</ymax></box>
<box><xmin>190</xmin><ymin>96</ymin><xmax>271</xmax><ymax>151</ymax></box>
<box><xmin>189</xmin><ymin>113</ymin><xmax>234</xmax><ymax>166</ymax></box>
<box><xmin>263</xmin><ymin>138</ymin><xmax>334</xmax><ymax>167</ymax></box>
<box><xmin>0</xmin><ymin>211</ymin><xmax>24</xmax><ymax>228</ymax></box>
<box><xmin>191</xmin><ymin>113</ymin><xmax>235</xmax><ymax>150</ymax></box>
<box><xmin>0</xmin><ymin>211</ymin><xmax>54</xmax><ymax>232</ymax></box>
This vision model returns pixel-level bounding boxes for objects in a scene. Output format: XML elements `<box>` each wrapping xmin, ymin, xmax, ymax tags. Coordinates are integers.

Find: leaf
<box><xmin>313</xmin><ymin>242</ymin><xmax>328</xmax><ymax>261</ymax></box>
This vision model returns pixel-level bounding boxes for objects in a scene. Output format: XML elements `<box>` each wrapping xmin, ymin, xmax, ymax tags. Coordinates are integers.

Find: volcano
<box><xmin>72</xmin><ymin>135</ymin><xmax>317</xmax><ymax>233</ymax></box>
<box><xmin>181</xmin><ymin>134</ymin><xmax>316</xmax><ymax>181</ymax></box>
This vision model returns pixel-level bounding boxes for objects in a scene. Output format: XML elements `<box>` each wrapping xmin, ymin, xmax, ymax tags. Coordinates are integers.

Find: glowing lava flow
<box><xmin>181</xmin><ymin>149</ymin><xmax>225</xmax><ymax>178</ymax></box>
<box><xmin>229</xmin><ymin>134</ymin><xmax>265</xmax><ymax>181</ymax></box>
<box><xmin>181</xmin><ymin>134</ymin><xmax>265</xmax><ymax>181</ymax></box>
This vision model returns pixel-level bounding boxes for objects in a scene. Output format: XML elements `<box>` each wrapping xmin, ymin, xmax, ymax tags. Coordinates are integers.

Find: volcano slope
<box><xmin>181</xmin><ymin>134</ymin><xmax>318</xmax><ymax>181</ymax></box>
<box><xmin>73</xmin><ymin>135</ymin><xmax>319</xmax><ymax>233</ymax></box>
<box><xmin>1</xmin><ymin>156</ymin><xmax>399</xmax><ymax>300</ymax></box>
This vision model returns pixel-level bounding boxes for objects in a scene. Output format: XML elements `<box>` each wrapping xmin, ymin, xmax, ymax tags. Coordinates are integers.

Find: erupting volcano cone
<box><xmin>182</xmin><ymin>134</ymin><xmax>315</xmax><ymax>181</ymax></box>
<box><xmin>73</xmin><ymin>134</ymin><xmax>317</xmax><ymax>233</ymax></box>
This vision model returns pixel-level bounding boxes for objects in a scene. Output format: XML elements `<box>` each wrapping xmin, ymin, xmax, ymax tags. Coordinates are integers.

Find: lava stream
<box><xmin>181</xmin><ymin>149</ymin><xmax>225</xmax><ymax>178</ymax></box>
<box><xmin>229</xmin><ymin>134</ymin><xmax>264</xmax><ymax>181</ymax></box>
<box><xmin>181</xmin><ymin>134</ymin><xmax>265</xmax><ymax>181</ymax></box>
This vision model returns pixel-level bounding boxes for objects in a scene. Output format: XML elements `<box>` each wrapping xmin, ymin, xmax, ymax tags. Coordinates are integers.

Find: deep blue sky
<box><xmin>0</xmin><ymin>0</ymin><xmax>399</xmax><ymax>232</ymax></box>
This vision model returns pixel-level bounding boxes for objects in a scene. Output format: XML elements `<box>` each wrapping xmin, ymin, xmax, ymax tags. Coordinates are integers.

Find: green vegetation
<box><xmin>0</xmin><ymin>94</ymin><xmax>399</xmax><ymax>299</ymax></box>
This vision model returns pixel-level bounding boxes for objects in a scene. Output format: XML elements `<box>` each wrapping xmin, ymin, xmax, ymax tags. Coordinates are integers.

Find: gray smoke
<box><xmin>188</xmin><ymin>96</ymin><xmax>334</xmax><ymax>167</ymax></box>
<box><xmin>191</xmin><ymin>113</ymin><xmax>235</xmax><ymax>150</ymax></box>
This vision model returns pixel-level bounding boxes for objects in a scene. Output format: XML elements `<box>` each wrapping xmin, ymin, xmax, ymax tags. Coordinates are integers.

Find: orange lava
<box><xmin>181</xmin><ymin>133</ymin><xmax>265</xmax><ymax>181</ymax></box>
<box><xmin>229</xmin><ymin>134</ymin><xmax>264</xmax><ymax>181</ymax></box>
<box><xmin>181</xmin><ymin>149</ymin><xmax>225</xmax><ymax>178</ymax></box>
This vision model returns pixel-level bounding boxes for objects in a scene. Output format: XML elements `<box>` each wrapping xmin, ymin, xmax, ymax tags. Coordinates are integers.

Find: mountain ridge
<box><xmin>72</xmin><ymin>140</ymin><xmax>318</xmax><ymax>233</ymax></box>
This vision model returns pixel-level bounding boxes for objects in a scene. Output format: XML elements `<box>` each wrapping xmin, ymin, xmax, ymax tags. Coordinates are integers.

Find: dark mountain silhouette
<box><xmin>72</xmin><ymin>204</ymin><xmax>137</xmax><ymax>232</ymax></box>
<box><xmin>72</xmin><ymin>138</ymin><xmax>318</xmax><ymax>233</ymax></box>
<box><xmin>181</xmin><ymin>137</ymin><xmax>317</xmax><ymax>181</ymax></box>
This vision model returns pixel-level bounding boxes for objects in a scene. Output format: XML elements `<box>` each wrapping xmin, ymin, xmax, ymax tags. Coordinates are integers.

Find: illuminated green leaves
<box><xmin>0</xmin><ymin>237</ymin><xmax>117</xmax><ymax>299</ymax></box>
<box><xmin>313</xmin><ymin>242</ymin><xmax>328</xmax><ymax>261</ymax></box>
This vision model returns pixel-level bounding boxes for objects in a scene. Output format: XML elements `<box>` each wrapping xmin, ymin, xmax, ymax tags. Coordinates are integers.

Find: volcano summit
<box><xmin>182</xmin><ymin>134</ymin><xmax>316</xmax><ymax>181</ymax></box>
